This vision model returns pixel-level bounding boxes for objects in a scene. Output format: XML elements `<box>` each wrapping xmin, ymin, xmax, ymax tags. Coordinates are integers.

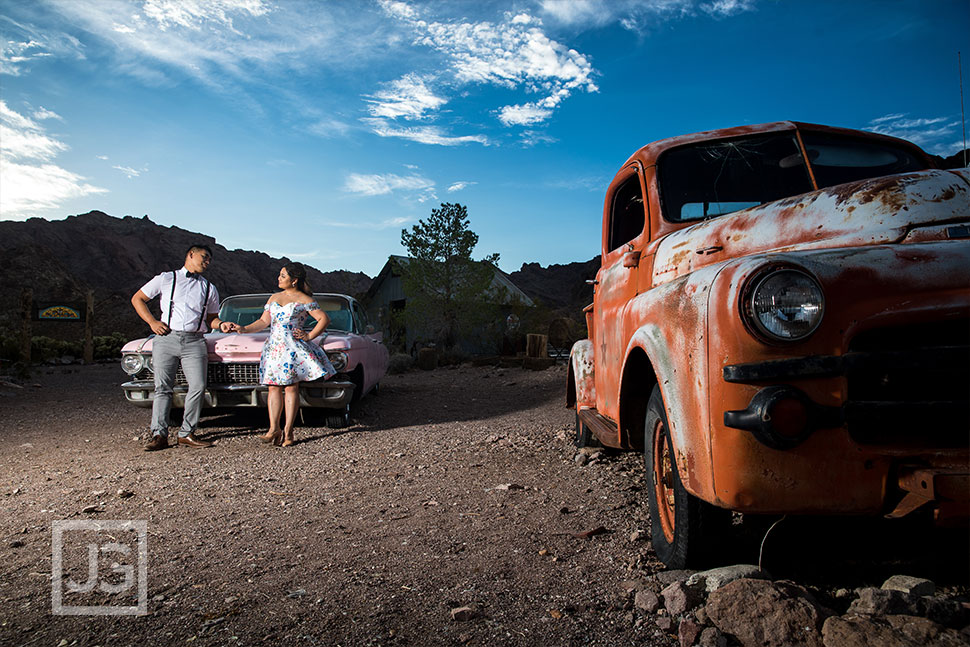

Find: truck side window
<box><xmin>608</xmin><ymin>174</ymin><xmax>646</xmax><ymax>252</ymax></box>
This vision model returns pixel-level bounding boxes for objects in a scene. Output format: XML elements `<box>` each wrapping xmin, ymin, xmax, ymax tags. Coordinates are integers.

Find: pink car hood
<box><xmin>121</xmin><ymin>331</ymin><xmax>352</xmax><ymax>361</ymax></box>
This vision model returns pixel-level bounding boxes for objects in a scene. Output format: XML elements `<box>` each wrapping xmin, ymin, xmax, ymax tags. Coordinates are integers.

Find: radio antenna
<box><xmin>961</xmin><ymin>51</ymin><xmax>967</xmax><ymax>168</ymax></box>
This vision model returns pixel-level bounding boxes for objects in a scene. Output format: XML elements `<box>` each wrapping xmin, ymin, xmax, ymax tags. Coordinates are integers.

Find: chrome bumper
<box><xmin>121</xmin><ymin>379</ymin><xmax>356</xmax><ymax>409</ymax></box>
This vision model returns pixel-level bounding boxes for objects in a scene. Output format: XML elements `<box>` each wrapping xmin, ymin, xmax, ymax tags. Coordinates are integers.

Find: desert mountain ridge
<box><xmin>0</xmin><ymin>211</ymin><xmax>598</xmax><ymax>341</ymax></box>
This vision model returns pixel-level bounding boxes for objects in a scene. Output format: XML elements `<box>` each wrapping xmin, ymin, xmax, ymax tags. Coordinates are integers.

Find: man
<box><xmin>131</xmin><ymin>244</ymin><xmax>231</xmax><ymax>451</ymax></box>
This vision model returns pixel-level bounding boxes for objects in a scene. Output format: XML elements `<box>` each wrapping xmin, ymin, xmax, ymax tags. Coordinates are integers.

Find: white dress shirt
<box><xmin>140</xmin><ymin>267</ymin><xmax>221</xmax><ymax>332</ymax></box>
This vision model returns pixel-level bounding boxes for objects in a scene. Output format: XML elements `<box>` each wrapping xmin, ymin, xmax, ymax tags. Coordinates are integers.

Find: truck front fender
<box><xmin>568</xmin><ymin>339</ymin><xmax>596</xmax><ymax>410</ymax></box>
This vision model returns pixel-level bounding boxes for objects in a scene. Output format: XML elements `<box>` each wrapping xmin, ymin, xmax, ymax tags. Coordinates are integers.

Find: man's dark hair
<box><xmin>185</xmin><ymin>243</ymin><xmax>213</xmax><ymax>257</ymax></box>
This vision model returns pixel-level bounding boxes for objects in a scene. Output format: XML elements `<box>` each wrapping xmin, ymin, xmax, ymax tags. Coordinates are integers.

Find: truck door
<box><xmin>594</xmin><ymin>165</ymin><xmax>648</xmax><ymax>420</ymax></box>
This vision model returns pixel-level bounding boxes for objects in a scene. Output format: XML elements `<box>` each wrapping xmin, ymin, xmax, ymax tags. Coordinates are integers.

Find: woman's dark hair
<box><xmin>284</xmin><ymin>262</ymin><xmax>312</xmax><ymax>295</ymax></box>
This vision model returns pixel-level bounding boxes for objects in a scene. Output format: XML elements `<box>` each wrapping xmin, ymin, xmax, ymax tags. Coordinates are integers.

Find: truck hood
<box><xmin>121</xmin><ymin>331</ymin><xmax>353</xmax><ymax>359</ymax></box>
<box><xmin>652</xmin><ymin>168</ymin><xmax>970</xmax><ymax>285</ymax></box>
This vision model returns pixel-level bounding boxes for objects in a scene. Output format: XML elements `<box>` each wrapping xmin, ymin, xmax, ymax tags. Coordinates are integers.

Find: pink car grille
<box><xmin>143</xmin><ymin>363</ymin><xmax>260</xmax><ymax>385</ymax></box>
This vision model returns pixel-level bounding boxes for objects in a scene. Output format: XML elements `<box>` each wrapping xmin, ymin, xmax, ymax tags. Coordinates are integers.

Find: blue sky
<box><xmin>1</xmin><ymin>0</ymin><xmax>968</xmax><ymax>277</ymax></box>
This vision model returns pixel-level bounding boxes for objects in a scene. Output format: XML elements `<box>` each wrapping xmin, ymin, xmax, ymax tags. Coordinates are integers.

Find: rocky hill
<box><xmin>509</xmin><ymin>257</ymin><xmax>599</xmax><ymax>318</ymax></box>
<box><xmin>0</xmin><ymin>211</ymin><xmax>372</xmax><ymax>340</ymax></box>
<box><xmin>0</xmin><ymin>210</ymin><xmax>599</xmax><ymax>344</ymax></box>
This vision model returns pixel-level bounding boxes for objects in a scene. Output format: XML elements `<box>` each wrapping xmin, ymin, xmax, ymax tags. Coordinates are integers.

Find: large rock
<box><xmin>662</xmin><ymin>580</ymin><xmax>706</xmax><ymax>616</ymax></box>
<box><xmin>687</xmin><ymin>564</ymin><xmax>769</xmax><ymax>593</ymax></box>
<box><xmin>849</xmin><ymin>587</ymin><xmax>970</xmax><ymax>629</ymax></box>
<box><xmin>678</xmin><ymin>618</ymin><xmax>703</xmax><ymax>647</ymax></box>
<box><xmin>882</xmin><ymin>575</ymin><xmax>936</xmax><ymax>597</ymax></box>
<box><xmin>706</xmin><ymin>579</ymin><xmax>832</xmax><ymax>647</ymax></box>
<box><xmin>848</xmin><ymin>588</ymin><xmax>921</xmax><ymax>616</ymax></box>
<box><xmin>822</xmin><ymin>614</ymin><xmax>967</xmax><ymax>647</ymax></box>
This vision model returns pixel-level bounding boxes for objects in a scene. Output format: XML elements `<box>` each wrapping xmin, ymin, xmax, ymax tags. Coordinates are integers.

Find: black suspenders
<box><xmin>166</xmin><ymin>271</ymin><xmax>211</xmax><ymax>332</ymax></box>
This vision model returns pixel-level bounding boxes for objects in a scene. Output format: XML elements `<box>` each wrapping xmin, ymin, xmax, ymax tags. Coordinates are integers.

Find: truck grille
<box><xmin>845</xmin><ymin>319</ymin><xmax>970</xmax><ymax>447</ymax></box>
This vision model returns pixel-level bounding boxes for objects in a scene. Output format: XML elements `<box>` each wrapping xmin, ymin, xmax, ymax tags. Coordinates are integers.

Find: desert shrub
<box><xmin>0</xmin><ymin>331</ymin><xmax>129</xmax><ymax>363</ymax></box>
<box><xmin>31</xmin><ymin>336</ymin><xmax>82</xmax><ymax>361</ymax></box>
<box><xmin>94</xmin><ymin>332</ymin><xmax>128</xmax><ymax>360</ymax></box>
<box><xmin>387</xmin><ymin>353</ymin><xmax>413</xmax><ymax>374</ymax></box>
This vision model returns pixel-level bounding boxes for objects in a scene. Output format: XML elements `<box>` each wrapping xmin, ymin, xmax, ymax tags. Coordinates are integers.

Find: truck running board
<box><xmin>578</xmin><ymin>408</ymin><xmax>622</xmax><ymax>449</ymax></box>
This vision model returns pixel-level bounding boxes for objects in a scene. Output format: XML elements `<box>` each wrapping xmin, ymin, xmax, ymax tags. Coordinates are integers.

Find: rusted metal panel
<box><xmin>623</xmin><ymin>265</ymin><xmax>721</xmax><ymax>498</ymax></box>
<box><xmin>569</xmin><ymin>339</ymin><xmax>596</xmax><ymax>409</ymax></box>
<box><xmin>651</xmin><ymin>170</ymin><xmax>970</xmax><ymax>287</ymax></box>
<box><xmin>704</xmin><ymin>242</ymin><xmax>970</xmax><ymax>513</ymax></box>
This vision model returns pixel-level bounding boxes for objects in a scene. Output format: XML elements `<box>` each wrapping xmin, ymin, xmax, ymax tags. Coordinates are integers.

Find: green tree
<box><xmin>400</xmin><ymin>203</ymin><xmax>500</xmax><ymax>351</ymax></box>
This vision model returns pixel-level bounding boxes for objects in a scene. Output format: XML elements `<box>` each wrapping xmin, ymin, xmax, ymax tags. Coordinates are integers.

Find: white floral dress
<box><xmin>259</xmin><ymin>301</ymin><xmax>337</xmax><ymax>386</ymax></box>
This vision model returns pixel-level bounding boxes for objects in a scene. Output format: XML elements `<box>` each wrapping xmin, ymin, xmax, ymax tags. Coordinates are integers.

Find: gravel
<box><xmin>0</xmin><ymin>363</ymin><xmax>965</xmax><ymax>646</ymax></box>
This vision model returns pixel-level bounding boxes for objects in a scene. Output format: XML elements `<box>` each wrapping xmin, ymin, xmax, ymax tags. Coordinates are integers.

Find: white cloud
<box><xmin>142</xmin><ymin>0</ymin><xmax>271</xmax><ymax>33</ymax></box>
<box><xmin>113</xmin><ymin>164</ymin><xmax>147</xmax><ymax>178</ymax></box>
<box><xmin>366</xmin><ymin>73</ymin><xmax>448</xmax><ymax>120</ymax></box>
<box><xmin>447</xmin><ymin>181</ymin><xmax>476</xmax><ymax>192</ymax></box>
<box><xmin>0</xmin><ymin>20</ymin><xmax>84</xmax><ymax>76</ymax></box>
<box><xmin>32</xmin><ymin>107</ymin><xmax>64</xmax><ymax>121</ymax></box>
<box><xmin>539</xmin><ymin>0</ymin><xmax>755</xmax><ymax>33</ymax></box>
<box><xmin>0</xmin><ymin>101</ymin><xmax>106</xmax><ymax>219</ymax></box>
<box><xmin>37</xmin><ymin>0</ymin><xmax>357</xmax><ymax>89</ymax></box>
<box><xmin>498</xmin><ymin>103</ymin><xmax>553</xmax><ymax>127</ymax></box>
<box><xmin>377</xmin><ymin>2</ymin><xmax>597</xmax><ymax>131</ymax></box>
<box><xmin>343</xmin><ymin>172</ymin><xmax>437</xmax><ymax>202</ymax></box>
<box><xmin>519</xmin><ymin>129</ymin><xmax>558</xmax><ymax>147</ymax></box>
<box><xmin>365</xmin><ymin>119</ymin><xmax>489</xmax><ymax>146</ymax></box>
<box><xmin>865</xmin><ymin>113</ymin><xmax>966</xmax><ymax>156</ymax></box>
<box><xmin>324</xmin><ymin>216</ymin><xmax>415</xmax><ymax>230</ymax></box>
<box><xmin>308</xmin><ymin>117</ymin><xmax>351</xmax><ymax>138</ymax></box>
<box><xmin>701</xmin><ymin>0</ymin><xmax>756</xmax><ymax>18</ymax></box>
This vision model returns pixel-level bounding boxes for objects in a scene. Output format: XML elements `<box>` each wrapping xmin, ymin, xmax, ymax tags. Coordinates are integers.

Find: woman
<box><xmin>235</xmin><ymin>263</ymin><xmax>336</xmax><ymax>446</ymax></box>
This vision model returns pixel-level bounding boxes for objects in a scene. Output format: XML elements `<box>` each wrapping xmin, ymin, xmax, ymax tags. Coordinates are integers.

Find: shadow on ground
<box><xmin>727</xmin><ymin>512</ymin><xmax>969</xmax><ymax>588</ymax></box>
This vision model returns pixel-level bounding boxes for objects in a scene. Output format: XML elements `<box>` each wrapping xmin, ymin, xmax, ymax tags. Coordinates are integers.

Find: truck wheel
<box><xmin>574</xmin><ymin>410</ymin><xmax>601</xmax><ymax>448</ymax></box>
<box><xmin>644</xmin><ymin>385</ymin><xmax>727</xmax><ymax>568</ymax></box>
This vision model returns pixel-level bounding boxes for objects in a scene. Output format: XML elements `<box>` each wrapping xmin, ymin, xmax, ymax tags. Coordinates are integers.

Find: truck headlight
<box><xmin>327</xmin><ymin>351</ymin><xmax>348</xmax><ymax>372</ymax></box>
<box><xmin>122</xmin><ymin>353</ymin><xmax>145</xmax><ymax>375</ymax></box>
<box><xmin>743</xmin><ymin>268</ymin><xmax>824</xmax><ymax>342</ymax></box>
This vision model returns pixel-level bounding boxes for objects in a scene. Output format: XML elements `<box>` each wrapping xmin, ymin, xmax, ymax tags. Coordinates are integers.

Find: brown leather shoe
<box><xmin>144</xmin><ymin>435</ymin><xmax>168</xmax><ymax>452</ymax></box>
<box><xmin>177</xmin><ymin>433</ymin><xmax>213</xmax><ymax>448</ymax></box>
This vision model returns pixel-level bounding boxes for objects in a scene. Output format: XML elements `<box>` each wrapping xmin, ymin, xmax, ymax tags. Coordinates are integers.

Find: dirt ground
<box><xmin>0</xmin><ymin>363</ymin><xmax>967</xmax><ymax>647</ymax></box>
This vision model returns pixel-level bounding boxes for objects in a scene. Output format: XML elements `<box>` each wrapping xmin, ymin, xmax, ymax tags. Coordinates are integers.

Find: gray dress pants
<box><xmin>150</xmin><ymin>332</ymin><xmax>208</xmax><ymax>438</ymax></box>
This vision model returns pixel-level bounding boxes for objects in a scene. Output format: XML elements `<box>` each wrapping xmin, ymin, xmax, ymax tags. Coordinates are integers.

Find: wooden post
<box><xmin>20</xmin><ymin>288</ymin><xmax>32</xmax><ymax>366</ymax></box>
<box><xmin>526</xmin><ymin>333</ymin><xmax>548</xmax><ymax>358</ymax></box>
<box><xmin>83</xmin><ymin>290</ymin><xmax>94</xmax><ymax>364</ymax></box>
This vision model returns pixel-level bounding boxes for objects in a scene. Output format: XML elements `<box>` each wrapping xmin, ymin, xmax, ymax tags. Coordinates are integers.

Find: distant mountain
<box><xmin>932</xmin><ymin>148</ymin><xmax>969</xmax><ymax>169</ymax></box>
<box><xmin>0</xmin><ymin>211</ymin><xmax>372</xmax><ymax>339</ymax></box>
<box><xmin>0</xmin><ymin>209</ymin><xmax>601</xmax><ymax>344</ymax></box>
<box><xmin>509</xmin><ymin>257</ymin><xmax>600</xmax><ymax>320</ymax></box>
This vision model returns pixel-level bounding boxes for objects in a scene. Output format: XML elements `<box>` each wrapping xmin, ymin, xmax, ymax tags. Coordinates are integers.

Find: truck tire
<box><xmin>574</xmin><ymin>410</ymin><xmax>600</xmax><ymax>448</ymax></box>
<box><xmin>644</xmin><ymin>385</ymin><xmax>728</xmax><ymax>568</ymax></box>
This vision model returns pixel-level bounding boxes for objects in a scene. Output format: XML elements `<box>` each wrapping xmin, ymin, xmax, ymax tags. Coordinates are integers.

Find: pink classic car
<box><xmin>120</xmin><ymin>293</ymin><xmax>389</xmax><ymax>427</ymax></box>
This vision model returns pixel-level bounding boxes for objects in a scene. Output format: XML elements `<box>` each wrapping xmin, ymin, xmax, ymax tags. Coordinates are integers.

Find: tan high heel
<box><xmin>281</xmin><ymin>431</ymin><xmax>295</xmax><ymax>447</ymax></box>
<box><xmin>260</xmin><ymin>429</ymin><xmax>282</xmax><ymax>444</ymax></box>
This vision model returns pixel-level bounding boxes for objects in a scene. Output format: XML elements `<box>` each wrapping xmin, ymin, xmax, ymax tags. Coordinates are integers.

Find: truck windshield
<box><xmin>218</xmin><ymin>294</ymin><xmax>354</xmax><ymax>332</ymax></box>
<box><xmin>658</xmin><ymin>131</ymin><xmax>927</xmax><ymax>222</ymax></box>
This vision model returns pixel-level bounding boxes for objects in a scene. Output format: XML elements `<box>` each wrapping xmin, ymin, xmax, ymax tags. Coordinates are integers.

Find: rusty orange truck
<box><xmin>567</xmin><ymin>121</ymin><xmax>969</xmax><ymax>568</ymax></box>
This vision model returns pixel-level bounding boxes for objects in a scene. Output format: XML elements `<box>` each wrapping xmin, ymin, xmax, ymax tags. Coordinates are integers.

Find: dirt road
<box><xmin>0</xmin><ymin>363</ymin><xmax>966</xmax><ymax>646</ymax></box>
